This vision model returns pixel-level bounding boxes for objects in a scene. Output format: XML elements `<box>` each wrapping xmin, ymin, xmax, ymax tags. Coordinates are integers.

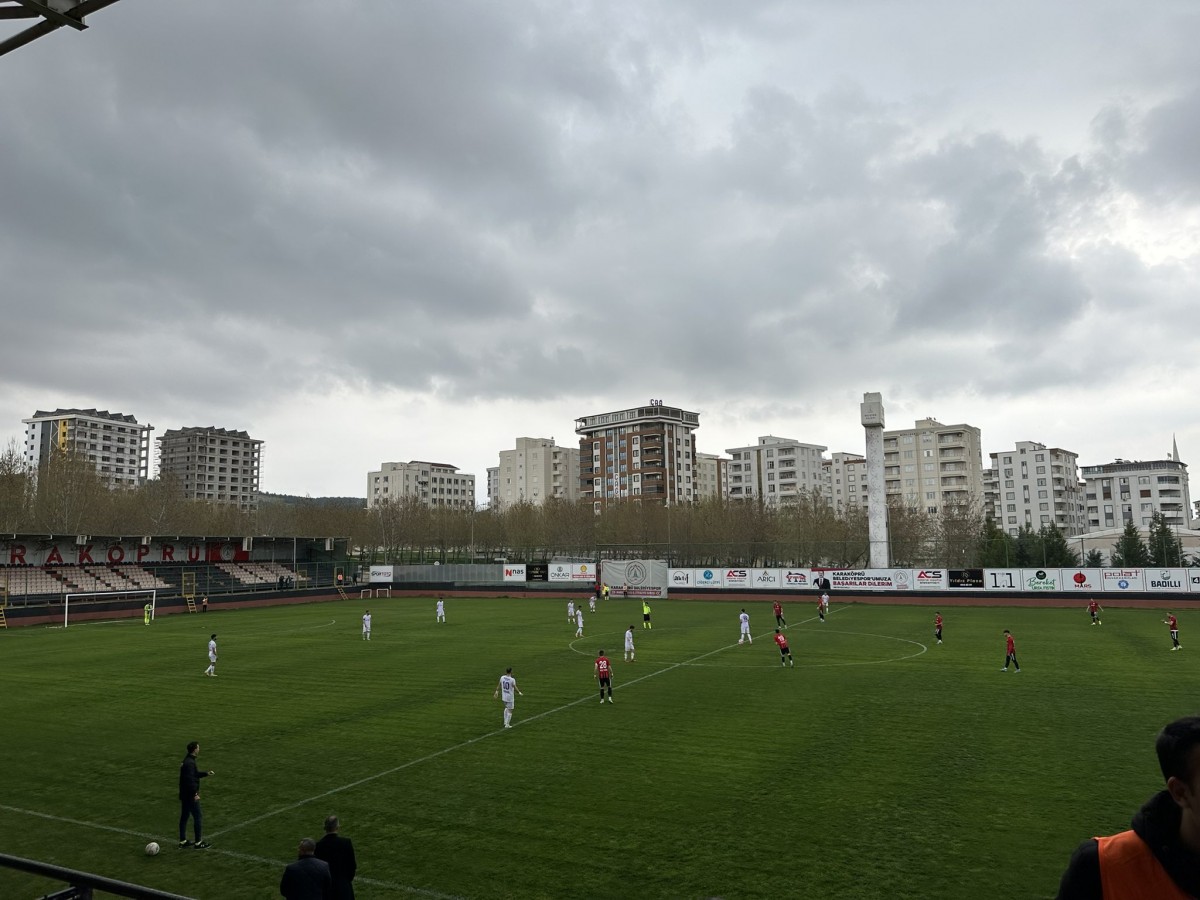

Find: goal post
<box><xmin>63</xmin><ymin>589</ymin><xmax>157</xmax><ymax>628</ymax></box>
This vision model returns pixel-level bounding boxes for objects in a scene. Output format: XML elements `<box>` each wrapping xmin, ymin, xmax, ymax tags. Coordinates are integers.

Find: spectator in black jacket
<box><xmin>314</xmin><ymin>815</ymin><xmax>358</xmax><ymax>900</ymax></box>
<box><xmin>280</xmin><ymin>838</ymin><xmax>333</xmax><ymax>900</ymax></box>
<box><xmin>178</xmin><ymin>741</ymin><xmax>214</xmax><ymax>849</ymax></box>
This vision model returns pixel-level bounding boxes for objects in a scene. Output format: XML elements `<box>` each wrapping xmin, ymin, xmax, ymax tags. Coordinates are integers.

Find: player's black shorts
<box><xmin>598</xmin><ymin>676</ymin><xmax>611</xmax><ymax>688</ymax></box>
<box><xmin>643</xmin><ymin>613</ymin><xmax>650</xmax><ymax>621</ymax></box>
<box><xmin>778</xmin><ymin>645</ymin><xmax>790</xmax><ymax>656</ymax></box>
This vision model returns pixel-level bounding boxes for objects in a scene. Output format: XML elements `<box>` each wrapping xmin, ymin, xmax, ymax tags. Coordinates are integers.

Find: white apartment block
<box><xmin>983</xmin><ymin>441</ymin><xmax>1084</xmax><ymax>536</ymax></box>
<box><xmin>823</xmin><ymin>451</ymin><xmax>869</xmax><ymax>512</ymax></box>
<box><xmin>726</xmin><ymin>436</ymin><xmax>828</xmax><ymax>506</ymax></box>
<box><xmin>157</xmin><ymin>426</ymin><xmax>263</xmax><ymax>510</ymax></box>
<box><xmin>575</xmin><ymin>402</ymin><xmax>699</xmax><ymax>510</ymax></box>
<box><xmin>493</xmin><ymin>437</ymin><xmax>581</xmax><ymax>508</ymax></box>
<box><xmin>882</xmin><ymin>418</ymin><xmax>984</xmax><ymax>513</ymax></box>
<box><xmin>1081</xmin><ymin>455</ymin><xmax>1192</xmax><ymax>530</ymax></box>
<box><xmin>367</xmin><ymin>461</ymin><xmax>476</xmax><ymax>510</ymax></box>
<box><xmin>694</xmin><ymin>451</ymin><xmax>728</xmax><ymax>500</ymax></box>
<box><xmin>23</xmin><ymin>408</ymin><xmax>152</xmax><ymax>488</ymax></box>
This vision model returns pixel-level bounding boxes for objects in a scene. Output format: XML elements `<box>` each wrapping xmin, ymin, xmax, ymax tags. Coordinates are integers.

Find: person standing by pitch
<box><xmin>178</xmin><ymin>741</ymin><xmax>213</xmax><ymax>849</ymax></box>
<box><xmin>315</xmin><ymin>814</ymin><xmax>357</xmax><ymax>900</ymax></box>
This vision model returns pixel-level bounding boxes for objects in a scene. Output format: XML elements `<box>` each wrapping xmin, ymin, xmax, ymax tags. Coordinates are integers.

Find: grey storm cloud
<box><xmin>1</xmin><ymin>0</ymin><xmax>1199</xmax><ymax>494</ymax></box>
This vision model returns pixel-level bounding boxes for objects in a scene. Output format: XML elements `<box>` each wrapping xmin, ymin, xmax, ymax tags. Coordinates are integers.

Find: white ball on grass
<box><xmin>145</xmin><ymin>841</ymin><xmax>160</xmax><ymax>856</ymax></box>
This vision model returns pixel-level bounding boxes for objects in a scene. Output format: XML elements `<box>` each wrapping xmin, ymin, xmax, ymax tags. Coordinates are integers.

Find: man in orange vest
<box><xmin>1055</xmin><ymin>715</ymin><xmax>1200</xmax><ymax>898</ymax></box>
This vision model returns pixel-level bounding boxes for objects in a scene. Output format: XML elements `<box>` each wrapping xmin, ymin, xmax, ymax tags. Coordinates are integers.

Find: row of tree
<box><xmin>2</xmin><ymin>444</ymin><xmax>1194</xmax><ymax>568</ymax></box>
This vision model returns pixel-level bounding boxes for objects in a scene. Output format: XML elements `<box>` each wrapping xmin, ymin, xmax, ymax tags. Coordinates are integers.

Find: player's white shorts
<box><xmin>740</xmin><ymin>624</ymin><xmax>751</xmax><ymax>635</ymax></box>
<box><xmin>208</xmin><ymin>653</ymin><xmax>217</xmax><ymax>663</ymax></box>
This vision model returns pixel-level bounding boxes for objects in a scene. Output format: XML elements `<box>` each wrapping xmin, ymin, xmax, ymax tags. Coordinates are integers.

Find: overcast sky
<box><xmin>2</xmin><ymin>1</ymin><xmax>1198</xmax><ymax>500</ymax></box>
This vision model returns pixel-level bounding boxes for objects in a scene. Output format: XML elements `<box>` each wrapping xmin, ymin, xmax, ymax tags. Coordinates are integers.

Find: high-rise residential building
<box><xmin>823</xmin><ymin>451</ymin><xmax>869</xmax><ymax>512</ymax></box>
<box><xmin>367</xmin><ymin>461</ymin><xmax>476</xmax><ymax>510</ymax></box>
<box><xmin>157</xmin><ymin>426</ymin><xmax>263</xmax><ymax>511</ymax></box>
<box><xmin>486</xmin><ymin>466</ymin><xmax>500</xmax><ymax>509</ymax></box>
<box><xmin>575</xmin><ymin>401</ymin><xmax>699</xmax><ymax>510</ymax></box>
<box><xmin>22</xmin><ymin>408</ymin><xmax>152</xmax><ymax>488</ymax></box>
<box><xmin>983</xmin><ymin>441</ymin><xmax>1084</xmax><ymax>535</ymax></box>
<box><xmin>694</xmin><ymin>451</ymin><xmax>728</xmax><ymax>500</ymax></box>
<box><xmin>726</xmin><ymin>436</ymin><xmax>828</xmax><ymax>506</ymax></box>
<box><xmin>1081</xmin><ymin>451</ymin><xmax>1191</xmax><ymax>529</ymax></box>
<box><xmin>882</xmin><ymin>418</ymin><xmax>984</xmax><ymax>513</ymax></box>
<box><xmin>493</xmin><ymin>437</ymin><xmax>581</xmax><ymax>508</ymax></box>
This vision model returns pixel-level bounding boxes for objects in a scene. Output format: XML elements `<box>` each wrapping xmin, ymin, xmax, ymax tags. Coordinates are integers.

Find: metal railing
<box><xmin>0</xmin><ymin>852</ymin><xmax>195</xmax><ymax>899</ymax></box>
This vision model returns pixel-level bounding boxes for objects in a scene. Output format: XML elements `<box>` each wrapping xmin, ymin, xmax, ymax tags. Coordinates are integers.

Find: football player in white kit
<box><xmin>738</xmin><ymin>609</ymin><xmax>752</xmax><ymax>645</ymax></box>
<box><xmin>493</xmin><ymin>667</ymin><xmax>522</xmax><ymax>728</ymax></box>
<box><xmin>624</xmin><ymin>625</ymin><xmax>636</xmax><ymax>662</ymax></box>
<box><xmin>436</xmin><ymin>599</ymin><xmax>446</xmax><ymax>623</ymax></box>
<box><xmin>204</xmin><ymin>634</ymin><xmax>218</xmax><ymax>676</ymax></box>
<box><xmin>362</xmin><ymin>610</ymin><xmax>372</xmax><ymax>640</ymax></box>
<box><xmin>575</xmin><ymin>608</ymin><xmax>585</xmax><ymax>638</ymax></box>
<box><xmin>567</xmin><ymin>600</ymin><xmax>575</xmax><ymax>623</ymax></box>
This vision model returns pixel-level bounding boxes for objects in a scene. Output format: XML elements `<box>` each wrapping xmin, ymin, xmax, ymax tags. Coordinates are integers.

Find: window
<box><xmin>1006</xmin><ymin>492</ymin><xmax>1015</xmax><ymax>500</ymax></box>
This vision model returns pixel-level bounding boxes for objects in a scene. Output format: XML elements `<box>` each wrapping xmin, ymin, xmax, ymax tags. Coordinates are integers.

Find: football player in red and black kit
<box><xmin>595</xmin><ymin>651</ymin><xmax>614</xmax><ymax>703</ymax></box>
<box><xmin>773</xmin><ymin>599</ymin><xmax>787</xmax><ymax>629</ymax></box>
<box><xmin>773</xmin><ymin>629</ymin><xmax>794</xmax><ymax>667</ymax></box>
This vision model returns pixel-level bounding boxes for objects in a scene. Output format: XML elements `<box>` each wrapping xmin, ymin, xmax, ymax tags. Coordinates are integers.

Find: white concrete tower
<box><xmin>861</xmin><ymin>392</ymin><xmax>889</xmax><ymax>568</ymax></box>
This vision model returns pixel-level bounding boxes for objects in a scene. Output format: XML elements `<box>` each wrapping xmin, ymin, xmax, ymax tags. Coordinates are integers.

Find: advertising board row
<box><xmin>369</xmin><ymin>563</ymin><xmax>599</xmax><ymax>584</ymax></box>
<box><xmin>667</xmin><ymin>567</ymin><xmax>1200</xmax><ymax>593</ymax></box>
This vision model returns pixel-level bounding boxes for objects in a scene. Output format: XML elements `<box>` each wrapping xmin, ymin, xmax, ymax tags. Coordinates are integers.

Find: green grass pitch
<box><xmin>0</xmin><ymin>596</ymin><xmax>1194</xmax><ymax>899</ymax></box>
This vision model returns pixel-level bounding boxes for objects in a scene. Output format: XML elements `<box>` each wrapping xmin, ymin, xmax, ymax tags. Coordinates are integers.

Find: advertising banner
<box><xmin>948</xmin><ymin>569</ymin><xmax>984</xmax><ymax>589</ymax></box>
<box><xmin>781</xmin><ymin>569</ymin><xmax>810</xmax><ymax>589</ymax></box>
<box><xmin>1190</xmin><ymin>571</ymin><xmax>1200</xmax><ymax>594</ymax></box>
<box><xmin>750</xmin><ymin>568</ymin><xmax>782</xmax><ymax>589</ymax></box>
<box><xmin>1146</xmin><ymin>568</ymin><xmax>1188</xmax><ymax>593</ymax></box>
<box><xmin>502</xmin><ymin>564</ymin><xmax>527</xmax><ymax>583</ymax></box>
<box><xmin>1102</xmin><ymin>569</ymin><xmax>1146</xmax><ymax>592</ymax></box>
<box><xmin>693</xmin><ymin>568</ymin><xmax>723</xmax><ymax>588</ymax></box>
<box><xmin>1021</xmin><ymin>569</ymin><xmax>1060</xmax><ymax>591</ymax></box>
<box><xmin>603</xmin><ymin>559</ymin><xmax>668</xmax><ymax>598</ymax></box>
<box><xmin>723</xmin><ymin>568</ymin><xmax>750</xmax><ymax>589</ymax></box>
<box><xmin>912</xmin><ymin>569</ymin><xmax>947</xmax><ymax>590</ymax></box>
<box><xmin>550</xmin><ymin>562</ymin><xmax>595</xmax><ymax>582</ymax></box>
<box><xmin>983</xmin><ymin>569</ymin><xmax>1022</xmax><ymax>591</ymax></box>
<box><xmin>527</xmin><ymin>563</ymin><xmax>548</xmax><ymax>583</ymax></box>
<box><xmin>1062</xmin><ymin>569</ymin><xmax>1102</xmax><ymax>592</ymax></box>
<box><xmin>669</xmin><ymin>568</ymin><xmax>693</xmax><ymax>588</ymax></box>
<box><xmin>368</xmin><ymin>565</ymin><xmax>394</xmax><ymax>583</ymax></box>
<box><xmin>829</xmin><ymin>569</ymin><xmax>911</xmax><ymax>591</ymax></box>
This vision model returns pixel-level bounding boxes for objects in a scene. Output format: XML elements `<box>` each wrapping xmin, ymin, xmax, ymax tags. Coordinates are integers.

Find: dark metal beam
<box><xmin>10</xmin><ymin>0</ymin><xmax>89</xmax><ymax>31</ymax></box>
<box><xmin>0</xmin><ymin>0</ymin><xmax>122</xmax><ymax>57</ymax></box>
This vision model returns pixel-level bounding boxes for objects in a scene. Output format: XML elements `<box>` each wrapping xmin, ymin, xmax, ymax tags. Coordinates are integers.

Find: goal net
<box><xmin>63</xmin><ymin>589</ymin><xmax>157</xmax><ymax>628</ymax></box>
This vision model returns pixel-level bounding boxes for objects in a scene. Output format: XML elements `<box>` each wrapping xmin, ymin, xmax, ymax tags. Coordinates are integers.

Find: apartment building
<box><xmin>983</xmin><ymin>441</ymin><xmax>1084</xmax><ymax>535</ymax></box>
<box><xmin>492</xmin><ymin>437</ymin><xmax>581</xmax><ymax>508</ymax></box>
<box><xmin>823</xmin><ymin>451</ymin><xmax>869</xmax><ymax>512</ymax></box>
<box><xmin>22</xmin><ymin>408</ymin><xmax>152</xmax><ymax>487</ymax></box>
<box><xmin>157</xmin><ymin>426</ymin><xmax>263</xmax><ymax>510</ymax></box>
<box><xmin>726</xmin><ymin>436</ymin><xmax>828</xmax><ymax>506</ymax></box>
<box><xmin>1081</xmin><ymin>455</ymin><xmax>1192</xmax><ymax>529</ymax></box>
<box><xmin>575</xmin><ymin>401</ymin><xmax>699</xmax><ymax>510</ymax></box>
<box><xmin>367</xmin><ymin>461</ymin><xmax>476</xmax><ymax>510</ymax></box>
<box><xmin>882</xmin><ymin>418</ymin><xmax>984</xmax><ymax>513</ymax></box>
<box><xmin>694</xmin><ymin>451</ymin><xmax>729</xmax><ymax>500</ymax></box>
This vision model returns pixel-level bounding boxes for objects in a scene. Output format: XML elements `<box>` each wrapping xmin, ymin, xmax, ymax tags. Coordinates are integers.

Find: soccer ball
<box><xmin>145</xmin><ymin>842</ymin><xmax>160</xmax><ymax>856</ymax></box>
